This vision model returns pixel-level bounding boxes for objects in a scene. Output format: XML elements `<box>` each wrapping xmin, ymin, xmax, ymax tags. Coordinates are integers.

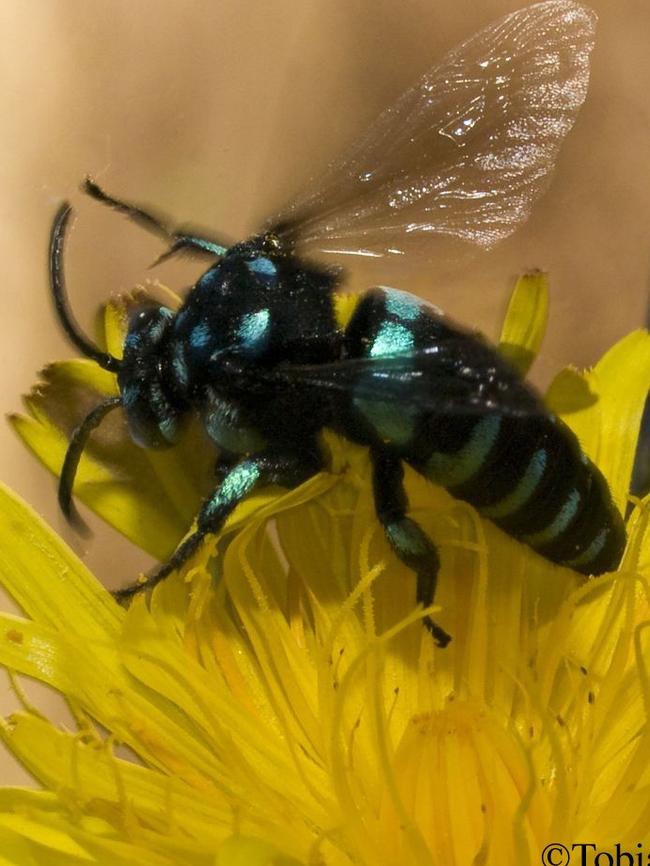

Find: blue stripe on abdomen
<box><xmin>522</xmin><ymin>488</ymin><xmax>581</xmax><ymax>547</ymax></box>
<box><xmin>481</xmin><ymin>447</ymin><xmax>547</xmax><ymax>519</ymax></box>
<box><xmin>341</xmin><ymin>286</ymin><xmax>625</xmax><ymax>576</ymax></box>
<box><xmin>424</xmin><ymin>416</ymin><xmax>501</xmax><ymax>487</ymax></box>
<box><xmin>353</xmin><ymin>398</ymin><xmax>419</xmax><ymax>445</ymax></box>
<box><xmin>417</xmin><ymin>411</ymin><xmax>625</xmax><ymax>576</ymax></box>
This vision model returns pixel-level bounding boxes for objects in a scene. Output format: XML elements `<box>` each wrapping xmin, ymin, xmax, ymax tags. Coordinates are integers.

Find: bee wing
<box><xmin>259</xmin><ymin>344</ymin><xmax>546</xmax><ymax>417</ymax></box>
<box><xmin>269</xmin><ymin>1</ymin><xmax>596</xmax><ymax>261</ymax></box>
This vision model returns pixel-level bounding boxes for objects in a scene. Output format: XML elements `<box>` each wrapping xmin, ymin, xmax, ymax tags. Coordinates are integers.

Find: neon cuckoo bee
<box><xmin>48</xmin><ymin>1</ymin><xmax>625</xmax><ymax>647</ymax></box>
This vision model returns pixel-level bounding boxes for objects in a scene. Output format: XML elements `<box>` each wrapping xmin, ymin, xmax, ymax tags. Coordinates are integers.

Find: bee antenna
<box><xmin>82</xmin><ymin>177</ymin><xmax>229</xmax><ymax>265</ymax></box>
<box><xmin>82</xmin><ymin>177</ymin><xmax>172</xmax><ymax>242</ymax></box>
<box><xmin>58</xmin><ymin>396</ymin><xmax>123</xmax><ymax>531</ymax></box>
<box><xmin>49</xmin><ymin>202</ymin><xmax>122</xmax><ymax>373</ymax></box>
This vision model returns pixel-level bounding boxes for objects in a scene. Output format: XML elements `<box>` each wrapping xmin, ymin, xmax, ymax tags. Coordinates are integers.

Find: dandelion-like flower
<box><xmin>2</xmin><ymin>276</ymin><xmax>650</xmax><ymax>865</ymax></box>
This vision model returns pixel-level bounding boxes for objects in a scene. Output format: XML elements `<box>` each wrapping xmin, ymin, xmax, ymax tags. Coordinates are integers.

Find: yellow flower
<box><xmin>2</xmin><ymin>275</ymin><xmax>650</xmax><ymax>865</ymax></box>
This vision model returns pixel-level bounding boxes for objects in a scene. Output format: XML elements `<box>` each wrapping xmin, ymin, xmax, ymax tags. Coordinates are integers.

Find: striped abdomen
<box><xmin>416</xmin><ymin>412</ymin><xmax>625</xmax><ymax>575</ymax></box>
<box><xmin>343</xmin><ymin>286</ymin><xmax>626</xmax><ymax>576</ymax></box>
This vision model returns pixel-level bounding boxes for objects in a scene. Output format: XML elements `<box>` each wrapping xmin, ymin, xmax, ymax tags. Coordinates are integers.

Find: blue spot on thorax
<box><xmin>246</xmin><ymin>257</ymin><xmax>277</xmax><ymax>279</ymax></box>
<box><xmin>196</xmin><ymin>263</ymin><xmax>223</xmax><ymax>291</ymax></box>
<box><xmin>237</xmin><ymin>309</ymin><xmax>270</xmax><ymax>352</ymax></box>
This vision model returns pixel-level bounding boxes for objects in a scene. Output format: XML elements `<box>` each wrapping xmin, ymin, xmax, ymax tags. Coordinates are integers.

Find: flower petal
<box><xmin>498</xmin><ymin>271</ymin><xmax>549</xmax><ymax>376</ymax></box>
<box><xmin>0</xmin><ymin>481</ymin><xmax>121</xmax><ymax>635</ymax></box>
<box><xmin>0</xmin><ymin>814</ymin><xmax>93</xmax><ymax>861</ymax></box>
<box><xmin>0</xmin><ymin>714</ymin><xmax>230</xmax><ymax>847</ymax></box>
<box><xmin>547</xmin><ymin>331</ymin><xmax>650</xmax><ymax>511</ymax></box>
<box><xmin>215</xmin><ymin>835</ymin><xmax>302</xmax><ymax>866</ymax></box>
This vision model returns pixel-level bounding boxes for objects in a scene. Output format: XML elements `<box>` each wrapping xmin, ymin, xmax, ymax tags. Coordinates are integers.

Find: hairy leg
<box><xmin>113</xmin><ymin>446</ymin><xmax>323</xmax><ymax>601</ymax></box>
<box><xmin>371</xmin><ymin>447</ymin><xmax>450</xmax><ymax>648</ymax></box>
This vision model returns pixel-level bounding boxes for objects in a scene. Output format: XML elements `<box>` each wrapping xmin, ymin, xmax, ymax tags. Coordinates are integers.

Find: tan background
<box><xmin>1</xmin><ymin>0</ymin><xmax>649</xmax><ymax>783</ymax></box>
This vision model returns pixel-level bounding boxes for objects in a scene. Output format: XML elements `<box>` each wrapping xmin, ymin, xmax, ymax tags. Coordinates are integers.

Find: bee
<box><xmin>48</xmin><ymin>1</ymin><xmax>625</xmax><ymax>647</ymax></box>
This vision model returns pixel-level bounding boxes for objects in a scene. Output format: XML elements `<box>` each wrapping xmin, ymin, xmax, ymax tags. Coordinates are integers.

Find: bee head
<box><xmin>118</xmin><ymin>304</ymin><xmax>187</xmax><ymax>448</ymax></box>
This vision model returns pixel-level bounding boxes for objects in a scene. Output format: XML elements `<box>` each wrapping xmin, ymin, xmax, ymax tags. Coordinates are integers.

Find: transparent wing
<box><xmin>253</xmin><ymin>344</ymin><xmax>546</xmax><ymax>417</ymax></box>
<box><xmin>269</xmin><ymin>1</ymin><xmax>596</xmax><ymax>260</ymax></box>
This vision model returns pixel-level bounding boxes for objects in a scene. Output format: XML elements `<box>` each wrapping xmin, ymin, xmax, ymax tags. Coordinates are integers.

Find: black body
<box><xmin>50</xmin><ymin>190</ymin><xmax>626</xmax><ymax>649</ymax></box>
<box><xmin>46</xmin><ymin>3</ymin><xmax>617</xmax><ymax>646</ymax></box>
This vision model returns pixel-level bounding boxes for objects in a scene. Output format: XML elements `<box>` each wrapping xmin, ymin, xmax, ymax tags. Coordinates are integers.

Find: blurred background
<box><xmin>1</xmin><ymin>0</ymin><xmax>649</xmax><ymax>782</ymax></box>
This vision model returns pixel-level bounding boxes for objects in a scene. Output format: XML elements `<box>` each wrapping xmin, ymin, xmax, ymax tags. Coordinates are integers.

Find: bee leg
<box><xmin>371</xmin><ymin>447</ymin><xmax>451</xmax><ymax>648</ymax></box>
<box><xmin>113</xmin><ymin>446</ymin><xmax>323</xmax><ymax>603</ymax></box>
<box><xmin>82</xmin><ymin>177</ymin><xmax>227</xmax><ymax>262</ymax></box>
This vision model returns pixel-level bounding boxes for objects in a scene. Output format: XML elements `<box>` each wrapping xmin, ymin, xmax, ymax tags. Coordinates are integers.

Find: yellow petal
<box><xmin>0</xmin><ymin>613</ymin><xmax>236</xmax><ymax>785</ymax></box>
<box><xmin>0</xmin><ymin>825</ymin><xmax>48</xmax><ymax>866</ymax></box>
<box><xmin>0</xmin><ymin>481</ymin><xmax>121</xmax><ymax>635</ymax></box>
<box><xmin>497</xmin><ymin>271</ymin><xmax>549</xmax><ymax>376</ymax></box>
<box><xmin>102</xmin><ymin>299</ymin><xmax>127</xmax><ymax>360</ymax></box>
<box><xmin>333</xmin><ymin>292</ymin><xmax>360</xmax><ymax>330</ymax></box>
<box><xmin>547</xmin><ymin>331</ymin><xmax>650</xmax><ymax>510</ymax></box>
<box><xmin>0</xmin><ymin>815</ymin><xmax>93</xmax><ymax>861</ymax></box>
<box><xmin>1</xmin><ymin>714</ymin><xmax>230</xmax><ymax>843</ymax></box>
<box><xmin>215</xmin><ymin>835</ymin><xmax>302</xmax><ymax>866</ymax></box>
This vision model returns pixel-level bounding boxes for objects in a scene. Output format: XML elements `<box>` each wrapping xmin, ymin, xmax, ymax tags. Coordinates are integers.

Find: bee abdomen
<box><xmin>417</xmin><ymin>413</ymin><xmax>626</xmax><ymax>575</ymax></box>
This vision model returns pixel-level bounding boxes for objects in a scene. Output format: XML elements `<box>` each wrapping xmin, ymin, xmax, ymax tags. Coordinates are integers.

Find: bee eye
<box><xmin>119</xmin><ymin>305</ymin><xmax>183</xmax><ymax>447</ymax></box>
